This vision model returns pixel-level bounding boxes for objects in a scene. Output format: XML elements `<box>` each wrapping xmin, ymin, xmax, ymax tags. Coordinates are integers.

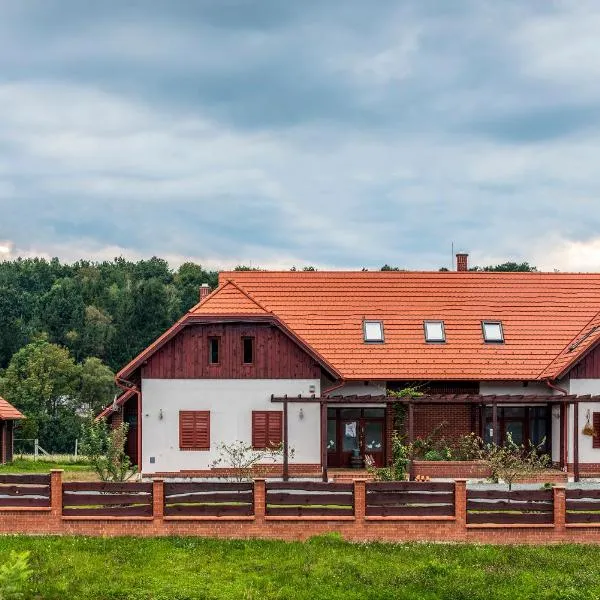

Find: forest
<box><xmin>0</xmin><ymin>257</ymin><xmax>535</xmax><ymax>452</ymax></box>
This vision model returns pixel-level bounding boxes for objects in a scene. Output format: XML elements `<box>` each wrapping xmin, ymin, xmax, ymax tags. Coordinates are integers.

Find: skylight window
<box><xmin>482</xmin><ymin>321</ymin><xmax>504</xmax><ymax>343</ymax></box>
<box><xmin>424</xmin><ymin>320</ymin><xmax>446</xmax><ymax>343</ymax></box>
<box><xmin>364</xmin><ymin>320</ymin><xmax>384</xmax><ymax>343</ymax></box>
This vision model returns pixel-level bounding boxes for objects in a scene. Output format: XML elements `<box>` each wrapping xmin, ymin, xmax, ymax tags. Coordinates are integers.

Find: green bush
<box><xmin>0</xmin><ymin>551</ymin><xmax>31</xmax><ymax>600</ymax></box>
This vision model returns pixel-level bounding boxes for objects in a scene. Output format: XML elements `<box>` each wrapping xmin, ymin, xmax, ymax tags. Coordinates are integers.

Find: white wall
<box><xmin>141</xmin><ymin>378</ymin><xmax>320</xmax><ymax>474</ymax></box>
<box><xmin>565</xmin><ymin>379</ymin><xmax>600</xmax><ymax>465</ymax></box>
<box><xmin>329</xmin><ymin>381</ymin><xmax>387</xmax><ymax>396</ymax></box>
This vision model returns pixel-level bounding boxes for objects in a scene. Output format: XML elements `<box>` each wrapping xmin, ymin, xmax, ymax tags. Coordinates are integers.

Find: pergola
<box><xmin>270</xmin><ymin>393</ymin><xmax>600</xmax><ymax>482</ymax></box>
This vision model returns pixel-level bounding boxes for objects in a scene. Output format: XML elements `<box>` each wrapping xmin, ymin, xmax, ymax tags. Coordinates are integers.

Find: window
<box><xmin>482</xmin><ymin>321</ymin><xmax>504</xmax><ymax>343</ymax></box>
<box><xmin>243</xmin><ymin>337</ymin><xmax>254</xmax><ymax>364</ymax></box>
<box><xmin>208</xmin><ymin>337</ymin><xmax>220</xmax><ymax>364</ymax></box>
<box><xmin>363</xmin><ymin>320</ymin><xmax>384</xmax><ymax>343</ymax></box>
<box><xmin>593</xmin><ymin>413</ymin><xmax>600</xmax><ymax>449</ymax></box>
<box><xmin>424</xmin><ymin>320</ymin><xmax>446</xmax><ymax>343</ymax></box>
<box><xmin>252</xmin><ymin>411</ymin><xmax>283</xmax><ymax>449</ymax></box>
<box><xmin>179</xmin><ymin>411</ymin><xmax>210</xmax><ymax>450</ymax></box>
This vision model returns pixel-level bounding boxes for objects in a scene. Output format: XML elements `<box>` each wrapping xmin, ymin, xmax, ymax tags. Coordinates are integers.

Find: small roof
<box><xmin>187</xmin><ymin>270</ymin><xmax>600</xmax><ymax>381</ymax></box>
<box><xmin>0</xmin><ymin>396</ymin><xmax>24</xmax><ymax>420</ymax></box>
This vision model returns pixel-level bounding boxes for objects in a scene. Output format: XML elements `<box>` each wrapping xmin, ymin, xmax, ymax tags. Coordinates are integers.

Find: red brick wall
<box><xmin>3</xmin><ymin>471</ymin><xmax>600</xmax><ymax>544</ymax></box>
<box><xmin>413</xmin><ymin>404</ymin><xmax>473</xmax><ymax>439</ymax></box>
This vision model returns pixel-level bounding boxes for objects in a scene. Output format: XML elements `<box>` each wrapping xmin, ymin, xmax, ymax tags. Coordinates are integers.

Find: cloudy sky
<box><xmin>1</xmin><ymin>0</ymin><xmax>600</xmax><ymax>271</ymax></box>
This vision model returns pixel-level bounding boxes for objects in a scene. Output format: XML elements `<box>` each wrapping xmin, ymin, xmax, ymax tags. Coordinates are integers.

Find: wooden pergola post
<box><xmin>283</xmin><ymin>399</ymin><xmax>289</xmax><ymax>482</ymax></box>
<box><xmin>320</xmin><ymin>401</ymin><xmax>328</xmax><ymax>482</ymax></box>
<box><xmin>407</xmin><ymin>402</ymin><xmax>415</xmax><ymax>480</ymax></box>
<box><xmin>573</xmin><ymin>402</ymin><xmax>580</xmax><ymax>482</ymax></box>
<box><xmin>492</xmin><ymin>402</ymin><xmax>499</xmax><ymax>445</ymax></box>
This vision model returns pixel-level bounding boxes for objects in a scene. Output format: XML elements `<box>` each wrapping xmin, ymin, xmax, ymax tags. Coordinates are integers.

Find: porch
<box><xmin>271</xmin><ymin>393</ymin><xmax>600</xmax><ymax>482</ymax></box>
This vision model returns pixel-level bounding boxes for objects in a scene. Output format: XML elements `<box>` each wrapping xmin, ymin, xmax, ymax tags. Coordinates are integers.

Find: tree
<box><xmin>0</xmin><ymin>286</ymin><xmax>28</xmax><ymax>369</ymax></box>
<box><xmin>0</xmin><ymin>339</ymin><xmax>80</xmax><ymax>452</ymax></box>
<box><xmin>79</xmin><ymin>357</ymin><xmax>116</xmax><ymax>417</ymax></box>
<box><xmin>381</xmin><ymin>265</ymin><xmax>403</xmax><ymax>271</ymax></box>
<box><xmin>81</xmin><ymin>419</ymin><xmax>135</xmax><ymax>481</ymax></box>
<box><xmin>470</xmin><ymin>262</ymin><xmax>537</xmax><ymax>272</ymax></box>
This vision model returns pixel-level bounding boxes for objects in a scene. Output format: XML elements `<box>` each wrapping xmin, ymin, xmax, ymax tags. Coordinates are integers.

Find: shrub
<box><xmin>0</xmin><ymin>551</ymin><xmax>31</xmax><ymax>600</ymax></box>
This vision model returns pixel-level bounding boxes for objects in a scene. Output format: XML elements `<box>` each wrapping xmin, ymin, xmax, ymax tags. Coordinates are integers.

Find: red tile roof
<box><xmin>0</xmin><ymin>396</ymin><xmax>24</xmax><ymax>420</ymax></box>
<box><xmin>186</xmin><ymin>270</ymin><xmax>600</xmax><ymax>381</ymax></box>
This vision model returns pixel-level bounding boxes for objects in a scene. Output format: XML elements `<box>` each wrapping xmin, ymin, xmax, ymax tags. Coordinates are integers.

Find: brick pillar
<box><xmin>50</xmin><ymin>469</ymin><xmax>63</xmax><ymax>518</ymax></box>
<box><xmin>553</xmin><ymin>486</ymin><xmax>566</xmax><ymax>532</ymax></box>
<box><xmin>354</xmin><ymin>479</ymin><xmax>367</xmax><ymax>520</ymax></box>
<box><xmin>254</xmin><ymin>479</ymin><xmax>266</xmax><ymax>520</ymax></box>
<box><xmin>454</xmin><ymin>479</ymin><xmax>467</xmax><ymax>533</ymax></box>
<box><xmin>153</xmin><ymin>479</ymin><xmax>165</xmax><ymax>521</ymax></box>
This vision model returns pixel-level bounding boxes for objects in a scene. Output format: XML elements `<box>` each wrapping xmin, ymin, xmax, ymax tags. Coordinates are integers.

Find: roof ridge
<box><xmin>187</xmin><ymin>281</ymin><xmax>227</xmax><ymax>313</ymax></box>
<box><xmin>538</xmin><ymin>305</ymin><xmax>600</xmax><ymax>379</ymax></box>
<box><xmin>225</xmin><ymin>279</ymin><xmax>272</xmax><ymax>314</ymax></box>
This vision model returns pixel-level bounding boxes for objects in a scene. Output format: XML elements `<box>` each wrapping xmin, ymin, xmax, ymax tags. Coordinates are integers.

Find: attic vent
<box><xmin>568</xmin><ymin>326</ymin><xmax>600</xmax><ymax>353</ymax></box>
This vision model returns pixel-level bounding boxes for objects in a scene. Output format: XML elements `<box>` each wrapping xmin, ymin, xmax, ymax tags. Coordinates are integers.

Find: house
<box><xmin>100</xmin><ymin>254</ymin><xmax>600</xmax><ymax>480</ymax></box>
<box><xmin>0</xmin><ymin>396</ymin><xmax>24</xmax><ymax>464</ymax></box>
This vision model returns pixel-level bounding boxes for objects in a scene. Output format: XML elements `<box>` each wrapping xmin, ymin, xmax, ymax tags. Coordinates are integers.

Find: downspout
<box><xmin>116</xmin><ymin>376</ymin><xmax>142</xmax><ymax>474</ymax></box>
<box><xmin>545</xmin><ymin>379</ymin><xmax>570</xmax><ymax>476</ymax></box>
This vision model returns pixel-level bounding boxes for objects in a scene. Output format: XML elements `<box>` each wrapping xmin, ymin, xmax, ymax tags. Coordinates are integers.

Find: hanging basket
<box><xmin>583</xmin><ymin>411</ymin><xmax>595</xmax><ymax>436</ymax></box>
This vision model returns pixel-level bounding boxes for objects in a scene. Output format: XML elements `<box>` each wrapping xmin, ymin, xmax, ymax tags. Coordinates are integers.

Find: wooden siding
<box><xmin>569</xmin><ymin>343</ymin><xmax>600</xmax><ymax>378</ymax></box>
<box><xmin>141</xmin><ymin>323</ymin><xmax>322</xmax><ymax>379</ymax></box>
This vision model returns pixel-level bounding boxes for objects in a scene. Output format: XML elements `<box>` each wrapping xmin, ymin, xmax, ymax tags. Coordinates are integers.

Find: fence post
<box><xmin>454</xmin><ymin>479</ymin><xmax>467</xmax><ymax>534</ymax></box>
<box><xmin>354</xmin><ymin>479</ymin><xmax>367</xmax><ymax>520</ymax></box>
<box><xmin>50</xmin><ymin>469</ymin><xmax>63</xmax><ymax>518</ymax></box>
<box><xmin>254</xmin><ymin>479</ymin><xmax>266</xmax><ymax>520</ymax></box>
<box><xmin>153</xmin><ymin>479</ymin><xmax>165</xmax><ymax>522</ymax></box>
<box><xmin>553</xmin><ymin>485</ymin><xmax>566</xmax><ymax>533</ymax></box>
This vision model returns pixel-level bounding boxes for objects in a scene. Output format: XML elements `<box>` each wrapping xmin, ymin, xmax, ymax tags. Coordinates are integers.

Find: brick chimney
<box><xmin>456</xmin><ymin>252</ymin><xmax>469</xmax><ymax>272</ymax></box>
<box><xmin>199</xmin><ymin>283</ymin><xmax>211</xmax><ymax>302</ymax></box>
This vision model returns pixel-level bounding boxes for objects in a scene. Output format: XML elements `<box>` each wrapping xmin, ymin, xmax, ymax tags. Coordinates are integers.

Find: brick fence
<box><xmin>2</xmin><ymin>470</ymin><xmax>600</xmax><ymax>544</ymax></box>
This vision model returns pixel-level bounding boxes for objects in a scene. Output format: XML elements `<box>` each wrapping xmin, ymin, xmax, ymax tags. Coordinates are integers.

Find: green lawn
<box><xmin>1</xmin><ymin>536</ymin><xmax>599</xmax><ymax>600</ymax></box>
<box><xmin>0</xmin><ymin>458</ymin><xmax>97</xmax><ymax>480</ymax></box>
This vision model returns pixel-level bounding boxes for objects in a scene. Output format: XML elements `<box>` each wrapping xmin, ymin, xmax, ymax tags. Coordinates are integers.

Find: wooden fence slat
<box><xmin>367</xmin><ymin>492</ymin><xmax>455</xmax><ymax>505</ymax></box>
<box><xmin>63</xmin><ymin>482</ymin><xmax>152</xmax><ymax>493</ymax></box>
<box><xmin>165</xmin><ymin>492</ymin><xmax>254</xmax><ymax>504</ymax></box>
<box><xmin>164</xmin><ymin>482</ymin><xmax>253</xmax><ymax>494</ymax></box>
<box><xmin>0</xmin><ymin>497</ymin><xmax>51</xmax><ymax>507</ymax></box>
<box><xmin>565</xmin><ymin>501</ymin><xmax>600</xmax><ymax>512</ymax></box>
<box><xmin>63</xmin><ymin>494</ymin><xmax>152</xmax><ymax>506</ymax></box>
<box><xmin>467</xmin><ymin>512</ymin><xmax>553</xmax><ymax>525</ymax></box>
<box><xmin>266</xmin><ymin>482</ymin><xmax>354</xmax><ymax>492</ymax></box>
<box><xmin>0</xmin><ymin>475</ymin><xmax>51</xmax><ymax>485</ymax></box>
<box><xmin>566</xmin><ymin>512</ymin><xmax>600</xmax><ymax>524</ymax></box>
<box><xmin>267</xmin><ymin>492</ymin><xmax>353</xmax><ymax>506</ymax></box>
<box><xmin>467</xmin><ymin>489</ymin><xmax>552</xmax><ymax>501</ymax></box>
<box><xmin>367</xmin><ymin>482</ymin><xmax>455</xmax><ymax>492</ymax></box>
<box><xmin>366</xmin><ymin>505</ymin><xmax>455</xmax><ymax>517</ymax></box>
<box><xmin>0</xmin><ymin>485</ymin><xmax>50</xmax><ymax>497</ymax></box>
<box><xmin>467</xmin><ymin>500</ymin><xmax>553</xmax><ymax>511</ymax></box>
<box><xmin>62</xmin><ymin>505</ymin><xmax>152</xmax><ymax>517</ymax></box>
<box><xmin>267</xmin><ymin>506</ymin><xmax>353</xmax><ymax>517</ymax></box>
<box><xmin>165</xmin><ymin>504</ymin><xmax>254</xmax><ymax>517</ymax></box>
<box><xmin>566</xmin><ymin>489</ymin><xmax>600</xmax><ymax>500</ymax></box>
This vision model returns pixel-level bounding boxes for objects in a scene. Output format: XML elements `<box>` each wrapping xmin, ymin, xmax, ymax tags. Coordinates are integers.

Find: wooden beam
<box><xmin>574</xmin><ymin>402</ymin><xmax>580</xmax><ymax>482</ymax></box>
<box><xmin>407</xmin><ymin>403</ymin><xmax>414</xmax><ymax>481</ymax></box>
<box><xmin>320</xmin><ymin>402</ymin><xmax>328</xmax><ymax>482</ymax></box>
<box><xmin>492</xmin><ymin>403</ymin><xmax>499</xmax><ymax>446</ymax></box>
<box><xmin>559</xmin><ymin>403</ymin><xmax>566</xmax><ymax>469</ymax></box>
<box><xmin>283</xmin><ymin>399</ymin><xmax>289</xmax><ymax>482</ymax></box>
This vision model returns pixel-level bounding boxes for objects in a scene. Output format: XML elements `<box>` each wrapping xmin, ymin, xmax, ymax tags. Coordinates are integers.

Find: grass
<box><xmin>1</xmin><ymin>536</ymin><xmax>600</xmax><ymax>600</ymax></box>
<box><xmin>0</xmin><ymin>457</ymin><xmax>98</xmax><ymax>481</ymax></box>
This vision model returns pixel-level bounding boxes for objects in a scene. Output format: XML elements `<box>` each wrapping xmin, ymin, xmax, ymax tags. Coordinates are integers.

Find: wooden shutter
<box><xmin>179</xmin><ymin>411</ymin><xmax>210</xmax><ymax>450</ymax></box>
<box><xmin>593</xmin><ymin>413</ymin><xmax>600</xmax><ymax>449</ymax></box>
<box><xmin>252</xmin><ymin>411</ymin><xmax>283</xmax><ymax>449</ymax></box>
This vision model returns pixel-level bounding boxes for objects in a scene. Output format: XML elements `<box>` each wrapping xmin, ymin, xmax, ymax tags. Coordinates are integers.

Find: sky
<box><xmin>1</xmin><ymin>0</ymin><xmax>600</xmax><ymax>271</ymax></box>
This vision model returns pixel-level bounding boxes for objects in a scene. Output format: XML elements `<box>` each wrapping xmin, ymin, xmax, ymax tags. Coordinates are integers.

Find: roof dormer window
<box><xmin>482</xmin><ymin>321</ymin><xmax>504</xmax><ymax>343</ymax></box>
<box><xmin>364</xmin><ymin>320</ymin><xmax>384</xmax><ymax>343</ymax></box>
<box><xmin>424</xmin><ymin>320</ymin><xmax>446</xmax><ymax>343</ymax></box>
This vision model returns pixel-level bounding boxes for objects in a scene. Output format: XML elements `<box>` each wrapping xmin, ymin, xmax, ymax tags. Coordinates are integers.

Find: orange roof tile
<box><xmin>0</xmin><ymin>396</ymin><xmax>24</xmax><ymax>420</ymax></box>
<box><xmin>186</xmin><ymin>270</ymin><xmax>600</xmax><ymax>381</ymax></box>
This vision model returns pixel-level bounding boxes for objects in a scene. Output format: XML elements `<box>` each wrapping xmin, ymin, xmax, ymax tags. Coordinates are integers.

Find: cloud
<box><xmin>1</xmin><ymin>1</ymin><xmax>600</xmax><ymax>272</ymax></box>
